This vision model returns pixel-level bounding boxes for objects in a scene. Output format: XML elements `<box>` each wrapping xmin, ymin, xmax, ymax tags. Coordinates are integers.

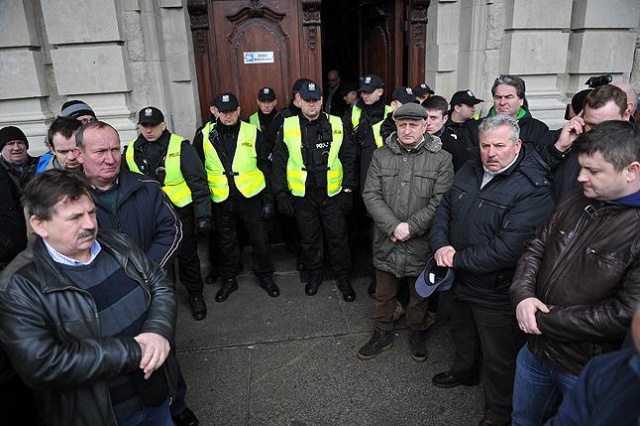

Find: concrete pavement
<box><xmin>174</xmin><ymin>243</ymin><xmax>484</xmax><ymax>425</ymax></box>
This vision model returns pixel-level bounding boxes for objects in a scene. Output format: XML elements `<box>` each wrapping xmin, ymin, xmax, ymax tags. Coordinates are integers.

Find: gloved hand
<box><xmin>340</xmin><ymin>190</ymin><xmax>353</xmax><ymax>215</ymax></box>
<box><xmin>261</xmin><ymin>202</ymin><xmax>275</xmax><ymax>220</ymax></box>
<box><xmin>195</xmin><ymin>218</ymin><xmax>212</xmax><ymax>243</ymax></box>
<box><xmin>277</xmin><ymin>192</ymin><xmax>295</xmax><ymax>217</ymax></box>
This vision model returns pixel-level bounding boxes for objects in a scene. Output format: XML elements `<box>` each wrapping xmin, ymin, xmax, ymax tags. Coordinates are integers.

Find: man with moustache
<box><xmin>0</xmin><ymin>169</ymin><xmax>179</xmax><ymax>426</ymax></box>
<box><xmin>272</xmin><ymin>80</ymin><xmax>357</xmax><ymax>301</ymax></box>
<box><xmin>429</xmin><ymin>115</ymin><xmax>554</xmax><ymax>426</ymax></box>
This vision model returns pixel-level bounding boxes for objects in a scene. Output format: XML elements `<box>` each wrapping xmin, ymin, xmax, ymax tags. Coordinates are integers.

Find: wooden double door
<box><xmin>187</xmin><ymin>0</ymin><xmax>429</xmax><ymax>123</ymax></box>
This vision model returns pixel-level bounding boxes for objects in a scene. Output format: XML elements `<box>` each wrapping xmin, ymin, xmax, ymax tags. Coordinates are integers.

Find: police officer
<box><xmin>124</xmin><ymin>106</ymin><xmax>211</xmax><ymax>321</ymax></box>
<box><xmin>272</xmin><ymin>80</ymin><xmax>357</xmax><ymax>301</ymax></box>
<box><xmin>249</xmin><ymin>87</ymin><xmax>278</xmax><ymax>134</ymax></box>
<box><xmin>200</xmin><ymin>92</ymin><xmax>279</xmax><ymax>302</ymax></box>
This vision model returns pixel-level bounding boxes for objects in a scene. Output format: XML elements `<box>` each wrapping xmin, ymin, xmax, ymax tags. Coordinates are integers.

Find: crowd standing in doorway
<box><xmin>0</xmin><ymin>68</ymin><xmax>639</xmax><ymax>426</ymax></box>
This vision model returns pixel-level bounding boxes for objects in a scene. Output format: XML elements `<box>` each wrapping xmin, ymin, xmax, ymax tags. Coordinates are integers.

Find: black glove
<box><xmin>340</xmin><ymin>190</ymin><xmax>353</xmax><ymax>215</ymax></box>
<box><xmin>277</xmin><ymin>192</ymin><xmax>295</xmax><ymax>217</ymax></box>
<box><xmin>195</xmin><ymin>218</ymin><xmax>212</xmax><ymax>243</ymax></box>
<box><xmin>261</xmin><ymin>202</ymin><xmax>275</xmax><ymax>220</ymax></box>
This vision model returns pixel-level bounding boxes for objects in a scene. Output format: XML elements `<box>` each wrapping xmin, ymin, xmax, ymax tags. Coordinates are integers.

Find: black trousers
<box><xmin>174</xmin><ymin>205</ymin><xmax>204</xmax><ymax>297</ymax></box>
<box><xmin>293</xmin><ymin>189</ymin><xmax>352</xmax><ymax>277</ymax></box>
<box><xmin>212</xmin><ymin>195</ymin><xmax>274</xmax><ymax>279</ymax></box>
<box><xmin>450</xmin><ymin>295</ymin><xmax>525</xmax><ymax>424</ymax></box>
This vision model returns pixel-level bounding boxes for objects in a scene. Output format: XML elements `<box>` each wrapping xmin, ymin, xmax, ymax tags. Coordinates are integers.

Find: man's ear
<box><xmin>30</xmin><ymin>216</ymin><xmax>48</xmax><ymax>239</ymax></box>
<box><xmin>626</xmin><ymin>161</ymin><xmax>640</xmax><ymax>182</ymax></box>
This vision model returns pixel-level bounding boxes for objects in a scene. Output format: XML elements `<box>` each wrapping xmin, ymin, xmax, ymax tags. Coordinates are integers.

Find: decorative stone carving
<box><xmin>409</xmin><ymin>0</ymin><xmax>430</xmax><ymax>49</ymax></box>
<box><xmin>302</xmin><ymin>0</ymin><xmax>321</xmax><ymax>49</ymax></box>
<box><xmin>187</xmin><ymin>0</ymin><xmax>208</xmax><ymax>55</ymax></box>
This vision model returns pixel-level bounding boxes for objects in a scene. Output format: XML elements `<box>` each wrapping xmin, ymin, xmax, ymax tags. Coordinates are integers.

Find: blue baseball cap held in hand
<box><xmin>415</xmin><ymin>255</ymin><xmax>455</xmax><ymax>299</ymax></box>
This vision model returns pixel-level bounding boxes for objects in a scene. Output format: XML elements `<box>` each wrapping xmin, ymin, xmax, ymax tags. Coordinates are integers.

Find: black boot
<box><xmin>259</xmin><ymin>276</ymin><xmax>280</xmax><ymax>298</ymax></box>
<box><xmin>305</xmin><ymin>270</ymin><xmax>322</xmax><ymax>296</ymax></box>
<box><xmin>215</xmin><ymin>278</ymin><xmax>238</xmax><ymax>302</ymax></box>
<box><xmin>337</xmin><ymin>277</ymin><xmax>356</xmax><ymax>302</ymax></box>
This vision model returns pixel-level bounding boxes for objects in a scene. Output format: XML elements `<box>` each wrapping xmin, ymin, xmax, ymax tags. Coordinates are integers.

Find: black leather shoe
<box><xmin>189</xmin><ymin>294</ymin><xmax>207</xmax><ymax>321</ymax></box>
<box><xmin>305</xmin><ymin>270</ymin><xmax>322</xmax><ymax>296</ymax></box>
<box><xmin>259</xmin><ymin>276</ymin><xmax>280</xmax><ymax>298</ymax></box>
<box><xmin>337</xmin><ymin>278</ymin><xmax>356</xmax><ymax>302</ymax></box>
<box><xmin>432</xmin><ymin>369</ymin><xmax>480</xmax><ymax>388</ymax></box>
<box><xmin>477</xmin><ymin>416</ymin><xmax>510</xmax><ymax>426</ymax></box>
<box><xmin>215</xmin><ymin>278</ymin><xmax>238</xmax><ymax>302</ymax></box>
<box><xmin>204</xmin><ymin>269</ymin><xmax>218</xmax><ymax>284</ymax></box>
<box><xmin>172</xmin><ymin>407</ymin><xmax>199</xmax><ymax>426</ymax></box>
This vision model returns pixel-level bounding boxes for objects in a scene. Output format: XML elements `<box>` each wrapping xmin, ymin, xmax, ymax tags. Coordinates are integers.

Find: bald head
<box><xmin>614</xmin><ymin>82</ymin><xmax>638</xmax><ymax>116</ymax></box>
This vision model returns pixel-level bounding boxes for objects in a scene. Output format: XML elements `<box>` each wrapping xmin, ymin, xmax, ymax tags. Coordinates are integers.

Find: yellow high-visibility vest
<box><xmin>249</xmin><ymin>112</ymin><xmax>260</xmax><ymax>128</ymax></box>
<box><xmin>126</xmin><ymin>133</ymin><xmax>192</xmax><ymax>207</ymax></box>
<box><xmin>201</xmin><ymin>121</ymin><xmax>266</xmax><ymax>202</ymax></box>
<box><xmin>350</xmin><ymin>104</ymin><xmax>393</xmax><ymax>147</ymax></box>
<box><xmin>282</xmin><ymin>114</ymin><xmax>344</xmax><ymax>197</ymax></box>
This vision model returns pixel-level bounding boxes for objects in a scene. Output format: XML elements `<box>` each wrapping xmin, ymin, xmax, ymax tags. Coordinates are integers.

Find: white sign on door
<box><xmin>243</xmin><ymin>51</ymin><xmax>275</xmax><ymax>64</ymax></box>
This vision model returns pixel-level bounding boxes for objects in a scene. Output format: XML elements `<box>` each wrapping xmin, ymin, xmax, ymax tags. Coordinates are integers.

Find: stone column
<box><xmin>566</xmin><ymin>0</ymin><xmax>639</xmax><ymax>100</ymax></box>
<box><xmin>501</xmin><ymin>0</ymin><xmax>572</xmax><ymax>129</ymax></box>
<box><xmin>0</xmin><ymin>0</ymin><xmax>50</xmax><ymax>152</ymax></box>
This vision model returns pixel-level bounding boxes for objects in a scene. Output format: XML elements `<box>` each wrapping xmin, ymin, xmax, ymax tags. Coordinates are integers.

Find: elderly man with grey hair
<box><xmin>428</xmin><ymin>114</ymin><xmax>555</xmax><ymax>426</ymax></box>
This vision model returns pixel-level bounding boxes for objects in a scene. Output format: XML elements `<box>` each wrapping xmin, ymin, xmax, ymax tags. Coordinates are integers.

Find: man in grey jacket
<box><xmin>357</xmin><ymin>102</ymin><xmax>454</xmax><ymax>362</ymax></box>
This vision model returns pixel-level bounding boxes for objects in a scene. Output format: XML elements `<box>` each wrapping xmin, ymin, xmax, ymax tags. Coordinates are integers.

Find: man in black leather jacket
<box><xmin>510</xmin><ymin>120</ymin><xmax>640</xmax><ymax>426</ymax></box>
<box><xmin>0</xmin><ymin>170</ymin><xmax>178</xmax><ymax>426</ymax></box>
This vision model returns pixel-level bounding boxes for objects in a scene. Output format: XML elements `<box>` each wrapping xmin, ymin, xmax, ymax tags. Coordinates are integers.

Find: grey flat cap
<box><xmin>393</xmin><ymin>102</ymin><xmax>427</xmax><ymax>120</ymax></box>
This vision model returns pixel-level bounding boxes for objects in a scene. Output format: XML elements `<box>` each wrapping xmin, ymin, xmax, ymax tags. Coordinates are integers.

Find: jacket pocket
<box><xmin>412</xmin><ymin>171</ymin><xmax>436</xmax><ymax>198</ymax></box>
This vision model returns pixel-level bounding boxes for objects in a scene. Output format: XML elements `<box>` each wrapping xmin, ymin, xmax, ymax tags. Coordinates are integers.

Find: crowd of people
<box><xmin>0</xmin><ymin>69</ymin><xmax>639</xmax><ymax>426</ymax></box>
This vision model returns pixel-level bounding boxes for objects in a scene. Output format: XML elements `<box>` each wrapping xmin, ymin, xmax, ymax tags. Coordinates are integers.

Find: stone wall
<box><xmin>426</xmin><ymin>0</ymin><xmax>640</xmax><ymax>130</ymax></box>
<box><xmin>0</xmin><ymin>0</ymin><xmax>200</xmax><ymax>154</ymax></box>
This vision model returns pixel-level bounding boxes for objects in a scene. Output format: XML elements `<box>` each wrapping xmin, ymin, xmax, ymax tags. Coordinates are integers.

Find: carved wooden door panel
<box><xmin>188</xmin><ymin>0</ymin><xmax>322</xmax><ymax>123</ymax></box>
<box><xmin>358</xmin><ymin>0</ymin><xmax>428</xmax><ymax>97</ymax></box>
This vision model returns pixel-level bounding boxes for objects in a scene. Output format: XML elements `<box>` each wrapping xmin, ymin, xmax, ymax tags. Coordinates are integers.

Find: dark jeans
<box><xmin>212</xmin><ymin>195</ymin><xmax>274</xmax><ymax>279</ymax></box>
<box><xmin>174</xmin><ymin>205</ymin><xmax>204</xmax><ymax>297</ymax></box>
<box><xmin>450</xmin><ymin>296</ymin><xmax>525</xmax><ymax>424</ymax></box>
<box><xmin>293</xmin><ymin>189</ymin><xmax>352</xmax><ymax>277</ymax></box>
<box><xmin>374</xmin><ymin>269</ymin><xmax>428</xmax><ymax>331</ymax></box>
<box><xmin>512</xmin><ymin>344</ymin><xmax>578</xmax><ymax>426</ymax></box>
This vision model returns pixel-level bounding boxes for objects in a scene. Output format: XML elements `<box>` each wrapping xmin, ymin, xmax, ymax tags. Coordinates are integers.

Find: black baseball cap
<box><xmin>137</xmin><ymin>106</ymin><xmax>164</xmax><ymax>125</ymax></box>
<box><xmin>450</xmin><ymin>90</ymin><xmax>483</xmax><ymax>107</ymax></box>
<box><xmin>299</xmin><ymin>80</ymin><xmax>322</xmax><ymax>101</ymax></box>
<box><xmin>414</xmin><ymin>256</ymin><xmax>455</xmax><ymax>299</ymax></box>
<box><xmin>213</xmin><ymin>92</ymin><xmax>240</xmax><ymax>112</ymax></box>
<box><xmin>413</xmin><ymin>83</ymin><xmax>435</xmax><ymax>97</ymax></box>
<box><xmin>258</xmin><ymin>87</ymin><xmax>276</xmax><ymax>101</ymax></box>
<box><xmin>392</xmin><ymin>87</ymin><xmax>417</xmax><ymax>104</ymax></box>
<box><xmin>359</xmin><ymin>74</ymin><xmax>384</xmax><ymax>93</ymax></box>
<box><xmin>292</xmin><ymin>78</ymin><xmax>310</xmax><ymax>93</ymax></box>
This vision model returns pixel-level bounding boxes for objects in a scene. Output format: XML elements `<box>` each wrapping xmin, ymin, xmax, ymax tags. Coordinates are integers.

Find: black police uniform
<box><xmin>272</xmin><ymin>110</ymin><xmax>357</xmax><ymax>299</ymax></box>
<box><xmin>123</xmin><ymin>129</ymin><xmax>211</xmax><ymax>309</ymax></box>
<box><xmin>197</xmin><ymin>118</ymin><xmax>277</xmax><ymax>301</ymax></box>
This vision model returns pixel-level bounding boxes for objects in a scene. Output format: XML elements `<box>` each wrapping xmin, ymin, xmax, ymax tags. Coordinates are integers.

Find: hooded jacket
<box><xmin>363</xmin><ymin>132</ymin><xmax>454</xmax><ymax>277</ymax></box>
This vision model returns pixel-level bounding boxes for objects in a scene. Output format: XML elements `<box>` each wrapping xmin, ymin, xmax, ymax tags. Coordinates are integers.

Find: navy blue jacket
<box><xmin>429</xmin><ymin>145</ymin><xmax>555</xmax><ymax>309</ymax></box>
<box><xmin>545</xmin><ymin>347</ymin><xmax>640</xmax><ymax>426</ymax></box>
<box><xmin>94</xmin><ymin>169</ymin><xmax>182</xmax><ymax>268</ymax></box>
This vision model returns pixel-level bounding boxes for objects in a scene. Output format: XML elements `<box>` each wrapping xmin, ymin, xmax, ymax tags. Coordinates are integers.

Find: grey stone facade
<box><xmin>1</xmin><ymin>0</ymin><xmax>638</xmax><ymax>153</ymax></box>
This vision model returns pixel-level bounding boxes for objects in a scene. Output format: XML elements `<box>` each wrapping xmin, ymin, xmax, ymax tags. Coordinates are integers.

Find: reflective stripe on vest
<box><xmin>249</xmin><ymin>112</ymin><xmax>260</xmax><ymax>129</ymax></box>
<box><xmin>282</xmin><ymin>114</ymin><xmax>344</xmax><ymax>197</ymax></box>
<box><xmin>350</xmin><ymin>104</ymin><xmax>393</xmax><ymax>148</ymax></box>
<box><xmin>125</xmin><ymin>134</ymin><xmax>192</xmax><ymax>207</ymax></box>
<box><xmin>201</xmin><ymin>121</ymin><xmax>266</xmax><ymax>202</ymax></box>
